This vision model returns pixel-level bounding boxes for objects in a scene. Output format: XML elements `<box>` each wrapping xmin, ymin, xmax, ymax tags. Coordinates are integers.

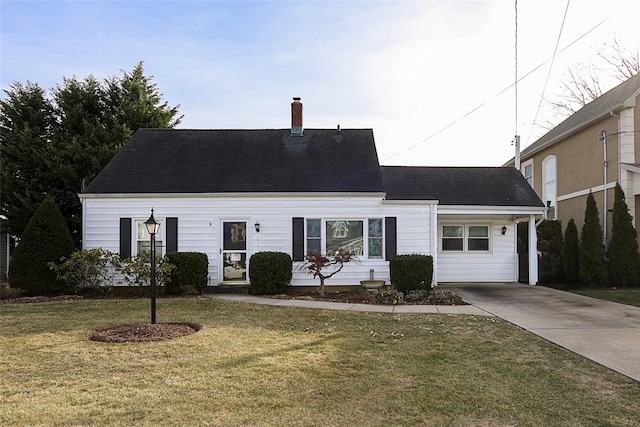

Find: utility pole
<box><xmin>598</xmin><ymin>130</ymin><xmax>608</xmax><ymax>255</ymax></box>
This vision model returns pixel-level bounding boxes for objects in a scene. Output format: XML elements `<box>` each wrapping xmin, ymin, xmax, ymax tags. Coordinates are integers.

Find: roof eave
<box><xmin>78</xmin><ymin>191</ymin><xmax>387</xmax><ymax>200</ymax></box>
<box><xmin>505</xmin><ymin>93</ymin><xmax>638</xmax><ymax>166</ymax></box>
<box><xmin>437</xmin><ymin>205</ymin><xmax>546</xmax><ymax>216</ymax></box>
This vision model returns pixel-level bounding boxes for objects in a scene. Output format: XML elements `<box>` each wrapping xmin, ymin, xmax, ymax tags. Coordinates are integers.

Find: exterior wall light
<box><xmin>255</xmin><ymin>222</ymin><xmax>261</xmax><ymax>233</ymax></box>
<box><xmin>501</xmin><ymin>226</ymin><xmax>507</xmax><ymax>235</ymax></box>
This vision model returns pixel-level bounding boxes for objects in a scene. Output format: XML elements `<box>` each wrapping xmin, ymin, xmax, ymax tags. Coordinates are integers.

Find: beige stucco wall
<box><xmin>526</xmin><ymin>115</ymin><xmax>617</xmax><ymax>227</ymax></box>
<box><xmin>636</xmin><ymin>98</ymin><xmax>640</xmax><ymax>162</ymax></box>
<box><xmin>518</xmin><ymin>91</ymin><xmax>639</xmax><ymax>248</ymax></box>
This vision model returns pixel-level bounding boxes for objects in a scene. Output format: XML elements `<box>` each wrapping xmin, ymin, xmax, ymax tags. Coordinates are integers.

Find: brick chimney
<box><xmin>291</xmin><ymin>97</ymin><xmax>303</xmax><ymax>136</ymax></box>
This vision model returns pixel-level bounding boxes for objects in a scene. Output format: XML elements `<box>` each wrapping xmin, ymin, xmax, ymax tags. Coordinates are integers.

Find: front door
<box><xmin>221</xmin><ymin>221</ymin><xmax>248</xmax><ymax>283</ymax></box>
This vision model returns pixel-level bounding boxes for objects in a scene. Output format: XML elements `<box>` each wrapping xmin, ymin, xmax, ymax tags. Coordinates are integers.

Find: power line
<box><xmin>382</xmin><ymin>10</ymin><xmax>613</xmax><ymax>163</ymax></box>
<box><xmin>526</xmin><ymin>0</ymin><xmax>571</xmax><ymax>146</ymax></box>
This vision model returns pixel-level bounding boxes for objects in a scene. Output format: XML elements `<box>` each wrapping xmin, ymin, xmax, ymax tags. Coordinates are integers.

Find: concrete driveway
<box><xmin>441</xmin><ymin>283</ymin><xmax>640</xmax><ymax>382</ymax></box>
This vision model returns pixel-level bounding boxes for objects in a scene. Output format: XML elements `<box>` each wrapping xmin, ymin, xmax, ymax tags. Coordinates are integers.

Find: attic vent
<box><xmin>291</xmin><ymin>97</ymin><xmax>303</xmax><ymax>136</ymax></box>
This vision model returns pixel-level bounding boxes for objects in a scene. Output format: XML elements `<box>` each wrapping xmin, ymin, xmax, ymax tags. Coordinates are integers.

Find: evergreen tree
<box><xmin>578</xmin><ymin>192</ymin><xmax>609</xmax><ymax>286</ymax></box>
<box><xmin>0</xmin><ymin>81</ymin><xmax>55</xmax><ymax>243</ymax></box>
<box><xmin>0</xmin><ymin>62</ymin><xmax>183</xmax><ymax>246</ymax></box>
<box><xmin>536</xmin><ymin>220</ymin><xmax>563</xmax><ymax>283</ymax></box>
<box><xmin>8</xmin><ymin>197</ymin><xmax>76</xmax><ymax>295</ymax></box>
<box><xmin>561</xmin><ymin>218</ymin><xmax>580</xmax><ymax>284</ymax></box>
<box><xmin>608</xmin><ymin>183</ymin><xmax>640</xmax><ymax>286</ymax></box>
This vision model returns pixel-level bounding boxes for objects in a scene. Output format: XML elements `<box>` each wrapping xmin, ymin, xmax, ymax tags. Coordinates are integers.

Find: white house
<box><xmin>79</xmin><ymin>98</ymin><xmax>545</xmax><ymax>288</ymax></box>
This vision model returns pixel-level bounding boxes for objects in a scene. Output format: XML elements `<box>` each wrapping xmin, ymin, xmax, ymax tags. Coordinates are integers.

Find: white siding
<box><xmin>83</xmin><ymin>195</ymin><xmax>524</xmax><ymax>286</ymax></box>
<box><xmin>436</xmin><ymin>217</ymin><xmax>516</xmax><ymax>282</ymax></box>
<box><xmin>82</xmin><ymin>195</ymin><xmax>428</xmax><ymax>287</ymax></box>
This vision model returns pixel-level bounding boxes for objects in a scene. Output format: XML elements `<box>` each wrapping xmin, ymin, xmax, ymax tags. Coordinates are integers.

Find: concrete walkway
<box><xmin>205</xmin><ymin>284</ymin><xmax>640</xmax><ymax>382</ymax></box>
<box><xmin>441</xmin><ymin>283</ymin><xmax>640</xmax><ymax>383</ymax></box>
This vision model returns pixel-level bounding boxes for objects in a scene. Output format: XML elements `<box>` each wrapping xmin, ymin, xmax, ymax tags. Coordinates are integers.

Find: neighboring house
<box><xmin>505</xmin><ymin>73</ymin><xmax>640</xmax><ymax>248</ymax></box>
<box><xmin>80</xmin><ymin>98</ymin><xmax>545</xmax><ymax>288</ymax></box>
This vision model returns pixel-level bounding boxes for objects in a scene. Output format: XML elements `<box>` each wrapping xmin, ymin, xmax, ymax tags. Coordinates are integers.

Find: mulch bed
<box><xmin>0</xmin><ymin>295</ymin><xmax>84</xmax><ymax>304</ymax></box>
<box><xmin>89</xmin><ymin>323</ymin><xmax>200</xmax><ymax>343</ymax></box>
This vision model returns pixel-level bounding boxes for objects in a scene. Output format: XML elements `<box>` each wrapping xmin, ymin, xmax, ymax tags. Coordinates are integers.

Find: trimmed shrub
<box><xmin>561</xmin><ymin>219</ymin><xmax>579</xmax><ymax>285</ymax></box>
<box><xmin>608</xmin><ymin>183</ymin><xmax>640</xmax><ymax>286</ymax></box>
<box><xmin>389</xmin><ymin>254</ymin><xmax>433</xmax><ymax>292</ymax></box>
<box><xmin>537</xmin><ymin>220</ymin><xmax>563</xmax><ymax>284</ymax></box>
<box><xmin>578</xmin><ymin>192</ymin><xmax>608</xmax><ymax>286</ymax></box>
<box><xmin>249</xmin><ymin>251</ymin><xmax>292</xmax><ymax>295</ymax></box>
<box><xmin>165</xmin><ymin>252</ymin><xmax>209</xmax><ymax>295</ymax></box>
<box><xmin>8</xmin><ymin>197</ymin><xmax>76</xmax><ymax>295</ymax></box>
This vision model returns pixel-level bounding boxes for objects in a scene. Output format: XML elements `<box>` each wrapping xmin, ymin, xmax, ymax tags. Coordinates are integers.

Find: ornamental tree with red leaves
<box><xmin>299</xmin><ymin>251</ymin><xmax>359</xmax><ymax>297</ymax></box>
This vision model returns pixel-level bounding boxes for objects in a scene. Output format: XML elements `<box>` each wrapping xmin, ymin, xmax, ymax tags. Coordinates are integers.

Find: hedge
<box><xmin>389</xmin><ymin>254</ymin><xmax>433</xmax><ymax>292</ymax></box>
<box><xmin>249</xmin><ymin>252</ymin><xmax>292</xmax><ymax>295</ymax></box>
<box><xmin>165</xmin><ymin>252</ymin><xmax>209</xmax><ymax>294</ymax></box>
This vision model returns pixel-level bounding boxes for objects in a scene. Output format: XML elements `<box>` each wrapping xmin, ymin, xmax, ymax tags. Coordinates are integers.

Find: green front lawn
<box><xmin>545</xmin><ymin>284</ymin><xmax>640</xmax><ymax>308</ymax></box>
<box><xmin>573</xmin><ymin>287</ymin><xmax>640</xmax><ymax>307</ymax></box>
<box><xmin>2</xmin><ymin>298</ymin><xmax>639</xmax><ymax>426</ymax></box>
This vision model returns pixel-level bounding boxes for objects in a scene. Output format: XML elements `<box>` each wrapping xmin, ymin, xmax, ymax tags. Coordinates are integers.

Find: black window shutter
<box><xmin>119</xmin><ymin>218</ymin><xmax>132</xmax><ymax>259</ymax></box>
<box><xmin>166</xmin><ymin>217</ymin><xmax>178</xmax><ymax>253</ymax></box>
<box><xmin>292</xmin><ymin>217</ymin><xmax>304</xmax><ymax>261</ymax></box>
<box><xmin>385</xmin><ymin>217</ymin><xmax>397</xmax><ymax>260</ymax></box>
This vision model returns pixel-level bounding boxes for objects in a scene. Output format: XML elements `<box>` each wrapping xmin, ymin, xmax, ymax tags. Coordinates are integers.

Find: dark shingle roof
<box><xmin>85</xmin><ymin>128</ymin><xmax>384</xmax><ymax>194</ymax></box>
<box><xmin>381</xmin><ymin>166</ymin><xmax>544</xmax><ymax>207</ymax></box>
<box><xmin>513</xmin><ymin>73</ymin><xmax>640</xmax><ymax>162</ymax></box>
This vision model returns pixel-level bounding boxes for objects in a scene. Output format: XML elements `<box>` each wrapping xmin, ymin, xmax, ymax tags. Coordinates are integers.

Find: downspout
<box><xmin>513</xmin><ymin>220</ymin><xmax>518</xmax><ymax>282</ymax></box>
<box><xmin>528</xmin><ymin>214</ymin><xmax>538</xmax><ymax>285</ymax></box>
<box><xmin>431</xmin><ymin>203</ymin><xmax>438</xmax><ymax>287</ymax></box>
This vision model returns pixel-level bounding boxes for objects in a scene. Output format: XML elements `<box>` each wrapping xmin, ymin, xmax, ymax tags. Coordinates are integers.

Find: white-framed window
<box><xmin>441</xmin><ymin>224</ymin><xmax>490</xmax><ymax>252</ymax></box>
<box><xmin>442</xmin><ymin>225</ymin><xmax>464</xmax><ymax>251</ymax></box>
<box><xmin>136</xmin><ymin>220</ymin><xmax>163</xmax><ymax>256</ymax></box>
<box><xmin>522</xmin><ymin>159</ymin><xmax>533</xmax><ymax>187</ymax></box>
<box><xmin>305</xmin><ymin>218</ymin><xmax>383</xmax><ymax>259</ymax></box>
<box><xmin>542</xmin><ymin>155</ymin><xmax>557</xmax><ymax>219</ymax></box>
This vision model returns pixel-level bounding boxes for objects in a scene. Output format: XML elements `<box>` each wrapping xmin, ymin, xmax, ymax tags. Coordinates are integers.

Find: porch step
<box><xmin>202</xmin><ymin>285</ymin><xmax>250</xmax><ymax>295</ymax></box>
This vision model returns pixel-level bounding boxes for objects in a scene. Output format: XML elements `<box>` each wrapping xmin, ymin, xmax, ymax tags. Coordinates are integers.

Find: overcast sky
<box><xmin>2</xmin><ymin>0</ymin><xmax>638</xmax><ymax>166</ymax></box>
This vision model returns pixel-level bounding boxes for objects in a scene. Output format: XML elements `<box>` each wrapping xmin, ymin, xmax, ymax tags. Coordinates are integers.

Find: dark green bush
<box><xmin>561</xmin><ymin>219</ymin><xmax>580</xmax><ymax>285</ymax></box>
<box><xmin>165</xmin><ymin>252</ymin><xmax>209</xmax><ymax>295</ymax></box>
<box><xmin>389</xmin><ymin>254</ymin><xmax>433</xmax><ymax>292</ymax></box>
<box><xmin>608</xmin><ymin>183</ymin><xmax>640</xmax><ymax>286</ymax></box>
<box><xmin>579</xmin><ymin>192</ymin><xmax>608</xmax><ymax>286</ymax></box>
<box><xmin>537</xmin><ymin>220</ymin><xmax>563</xmax><ymax>284</ymax></box>
<box><xmin>249</xmin><ymin>252</ymin><xmax>292</xmax><ymax>295</ymax></box>
<box><xmin>8</xmin><ymin>196</ymin><xmax>76</xmax><ymax>295</ymax></box>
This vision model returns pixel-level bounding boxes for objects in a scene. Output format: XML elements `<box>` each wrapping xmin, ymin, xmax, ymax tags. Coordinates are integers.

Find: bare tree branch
<box><xmin>540</xmin><ymin>37</ymin><xmax>639</xmax><ymax>131</ymax></box>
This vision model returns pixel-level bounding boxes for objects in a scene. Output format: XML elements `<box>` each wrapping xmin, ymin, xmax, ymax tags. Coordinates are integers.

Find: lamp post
<box><xmin>145</xmin><ymin>209</ymin><xmax>160</xmax><ymax>324</ymax></box>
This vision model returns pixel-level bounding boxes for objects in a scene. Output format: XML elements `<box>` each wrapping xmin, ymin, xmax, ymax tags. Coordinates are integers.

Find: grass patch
<box><xmin>545</xmin><ymin>284</ymin><xmax>640</xmax><ymax>308</ymax></box>
<box><xmin>2</xmin><ymin>297</ymin><xmax>639</xmax><ymax>426</ymax></box>
<box><xmin>573</xmin><ymin>287</ymin><xmax>640</xmax><ymax>307</ymax></box>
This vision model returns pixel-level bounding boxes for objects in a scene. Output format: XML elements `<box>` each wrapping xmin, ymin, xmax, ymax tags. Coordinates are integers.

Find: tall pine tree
<box><xmin>0</xmin><ymin>82</ymin><xmax>55</xmax><ymax>242</ymax></box>
<box><xmin>608</xmin><ymin>183</ymin><xmax>640</xmax><ymax>286</ymax></box>
<box><xmin>578</xmin><ymin>192</ymin><xmax>609</xmax><ymax>286</ymax></box>
<box><xmin>0</xmin><ymin>62</ymin><xmax>183</xmax><ymax>246</ymax></box>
